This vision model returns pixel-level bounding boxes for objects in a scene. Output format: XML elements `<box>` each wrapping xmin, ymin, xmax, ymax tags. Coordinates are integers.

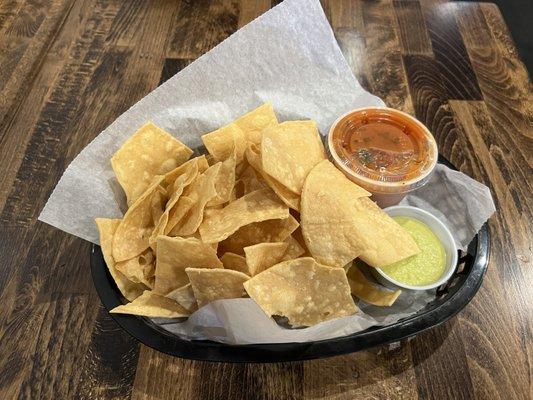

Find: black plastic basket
<box><xmin>90</xmin><ymin>157</ymin><xmax>490</xmax><ymax>363</ymax></box>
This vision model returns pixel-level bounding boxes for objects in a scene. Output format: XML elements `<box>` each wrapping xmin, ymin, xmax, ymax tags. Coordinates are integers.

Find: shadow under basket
<box><xmin>90</xmin><ymin>156</ymin><xmax>490</xmax><ymax>363</ymax></box>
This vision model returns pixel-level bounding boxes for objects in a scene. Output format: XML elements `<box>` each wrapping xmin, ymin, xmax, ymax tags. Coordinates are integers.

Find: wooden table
<box><xmin>0</xmin><ymin>1</ymin><xmax>531</xmax><ymax>399</ymax></box>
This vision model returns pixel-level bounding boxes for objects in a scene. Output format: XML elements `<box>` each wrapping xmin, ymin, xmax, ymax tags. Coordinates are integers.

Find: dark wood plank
<box><xmin>0</xmin><ymin>230</ymin><xmax>99</xmax><ymax>399</ymax></box>
<box><xmin>133</xmin><ymin>347</ymin><xmax>304</xmax><ymax>400</ymax></box>
<box><xmin>303</xmin><ymin>346</ymin><xmax>418</xmax><ymax>399</ymax></box>
<box><xmin>454</xmin><ymin>1</ymin><xmax>492</xmax><ymax>49</ymax></box>
<box><xmin>0</xmin><ymin>0</ymin><xmax>74</xmax><ymax>136</ymax></box>
<box><xmin>402</xmin><ymin>54</ymin><xmax>475</xmax><ymax>172</ymax></box>
<box><xmin>0</xmin><ymin>0</ymin><xmax>77</xmax><ymax>210</ymax></box>
<box><xmin>325</xmin><ymin>0</ymin><xmax>369</xmax><ymax>90</ymax></box>
<box><xmin>449</xmin><ymin>100</ymin><xmax>532</xmax><ymax>400</ymax></box>
<box><xmin>393</xmin><ymin>0</ymin><xmax>433</xmax><ymax>55</ymax></box>
<box><xmin>361</xmin><ymin>0</ymin><xmax>414</xmax><ymax>114</ymax></box>
<box><xmin>0</xmin><ymin>0</ymin><xmax>181</xmax><ymax>398</ymax></box>
<box><xmin>159</xmin><ymin>58</ymin><xmax>193</xmax><ymax>86</ymax></box>
<box><xmin>131</xmin><ymin>348</ymin><xmax>200</xmax><ymax>400</ymax></box>
<box><xmin>462</xmin><ymin>4</ymin><xmax>533</xmax><ymax>168</ymax></box>
<box><xmin>76</xmin><ymin>307</ymin><xmax>140</xmax><ymax>400</ymax></box>
<box><xmin>168</xmin><ymin>0</ymin><xmax>239</xmax><ymax>59</ymax></box>
<box><xmin>238</xmin><ymin>0</ymin><xmax>270</xmax><ymax>28</ymax></box>
<box><xmin>421</xmin><ymin>1</ymin><xmax>483</xmax><ymax>100</ymax></box>
<box><xmin>411</xmin><ymin>322</ymin><xmax>475</xmax><ymax>400</ymax></box>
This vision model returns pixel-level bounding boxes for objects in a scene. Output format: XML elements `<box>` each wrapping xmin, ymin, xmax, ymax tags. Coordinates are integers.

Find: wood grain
<box><xmin>0</xmin><ymin>1</ymin><xmax>531</xmax><ymax>399</ymax></box>
<box><xmin>421</xmin><ymin>1</ymin><xmax>483</xmax><ymax>100</ymax></box>
<box><xmin>168</xmin><ymin>0</ymin><xmax>239</xmax><ymax>59</ymax></box>
<box><xmin>362</xmin><ymin>0</ymin><xmax>414</xmax><ymax>114</ymax></box>
<box><xmin>393</xmin><ymin>0</ymin><xmax>433</xmax><ymax>55</ymax></box>
<box><xmin>76</xmin><ymin>307</ymin><xmax>140</xmax><ymax>400</ymax></box>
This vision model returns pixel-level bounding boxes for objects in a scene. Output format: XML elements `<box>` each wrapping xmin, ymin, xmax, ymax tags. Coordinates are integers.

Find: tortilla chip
<box><xmin>95</xmin><ymin>218</ymin><xmax>146</xmax><ymax>301</ymax></box>
<box><xmin>149</xmin><ymin>160</ymin><xmax>200</xmax><ymax>247</ymax></box>
<box><xmin>244</xmin><ymin>257</ymin><xmax>357</xmax><ymax>327</ymax></box>
<box><xmin>164</xmin><ymin>155</ymin><xmax>208</xmax><ymax>186</ymax></box>
<box><xmin>244</xmin><ymin>242</ymin><xmax>288</xmax><ymax>276</ymax></box>
<box><xmin>113</xmin><ymin>176</ymin><xmax>165</xmax><ymax>262</ymax></box>
<box><xmin>154</xmin><ymin>236</ymin><xmax>222</xmax><ymax>294</ymax></box>
<box><xmin>166</xmin><ymin>284</ymin><xmax>198</xmax><ymax>313</ymax></box>
<box><xmin>115</xmin><ymin>249</ymin><xmax>155</xmax><ymax>288</ymax></box>
<box><xmin>150</xmin><ymin>185</ymin><xmax>167</xmax><ymax>225</ymax></box>
<box><xmin>300</xmin><ymin>160</ymin><xmax>373</xmax><ymax>267</ymax></box>
<box><xmin>347</xmin><ymin>264</ymin><xmax>401</xmax><ymax>306</ymax></box>
<box><xmin>302</xmin><ymin>161</ymin><xmax>418</xmax><ymax>267</ymax></box>
<box><xmin>281</xmin><ymin>235</ymin><xmax>305</xmax><ymax>261</ymax></box>
<box><xmin>186</xmin><ymin>268</ymin><xmax>250</xmax><ymax>308</ymax></box>
<box><xmin>169</xmin><ymin>163</ymin><xmax>220</xmax><ymax>236</ymax></box>
<box><xmin>186</xmin><ymin>229</ymin><xmax>219</xmax><ymax>251</ymax></box>
<box><xmin>218</xmin><ymin>214</ymin><xmax>299</xmax><ymax>255</ymax></box>
<box><xmin>245</xmin><ymin>144</ymin><xmax>300</xmax><ymax>210</ymax></box>
<box><xmin>207</xmin><ymin>155</ymin><xmax>236</xmax><ymax>207</ymax></box>
<box><xmin>343</xmin><ymin>262</ymin><xmax>353</xmax><ymax>273</ymax></box>
<box><xmin>261</xmin><ymin>120</ymin><xmax>325</xmax><ymax>194</ymax></box>
<box><xmin>356</xmin><ymin>197</ymin><xmax>420</xmax><ymax>267</ymax></box>
<box><xmin>234</xmin><ymin>103</ymin><xmax>278</xmax><ymax>144</ymax></box>
<box><xmin>199</xmin><ymin>188</ymin><xmax>289</xmax><ymax>244</ymax></box>
<box><xmin>110</xmin><ymin>290</ymin><xmax>189</xmax><ymax>318</ymax></box>
<box><xmin>220</xmin><ymin>252</ymin><xmax>249</xmax><ymax>274</ymax></box>
<box><xmin>202</xmin><ymin>123</ymin><xmax>246</xmax><ymax>163</ymax></box>
<box><xmin>166</xmin><ymin>197</ymin><xmax>195</xmax><ymax>236</ymax></box>
<box><xmin>111</xmin><ymin>122</ymin><xmax>193</xmax><ymax>205</ymax></box>
<box><xmin>236</xmin><ymin>165</ymin><xmax>268</xmax><ymax>195</ymax></box>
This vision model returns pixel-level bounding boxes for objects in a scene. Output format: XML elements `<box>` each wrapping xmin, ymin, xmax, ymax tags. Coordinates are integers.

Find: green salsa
<box><xmin>380</xmin><ymin>216</ymin><xmax>445</xmax><ymax>286</ymax></box>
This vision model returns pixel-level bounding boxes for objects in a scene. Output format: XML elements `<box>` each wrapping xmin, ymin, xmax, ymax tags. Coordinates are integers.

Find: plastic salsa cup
<box><xmin>328</xmin><ymin>107</ymin><xmax>438</xmax><ymax>207</ymax></box>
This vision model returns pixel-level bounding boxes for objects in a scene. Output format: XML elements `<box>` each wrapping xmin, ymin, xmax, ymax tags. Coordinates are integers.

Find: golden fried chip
<box><xmin>202</xmin><ymin>123</ymin><xmax>246</xmax><ymax>163</ymax></box>
<box><xmin>186</xmin><ymin>229</ymin><xmax>219</xmax><ymax>251</ymax></box>
<box><xmin>110</xmin><ymin>290</ymin><xmax>189</xmax><ymax>318</ymax></box>
<box><xmin>150</xmin><ymin>186</ymin><xmax>167</xmax><ymax>225</ymax></box>
<box><xmin>347</xmin><ymin>264</ymin><xmax>401</xmax><ymax>306</ymax></box>
<box><xmin>166</xmin><ymin>197</ymin><xmax>195</xmax><ymax>236</ymax></box>
<box><xmin>236</xmin><ymin>165</ymin><xmax>267</xmax><ymax>195</ymax></box>
<box><xmin>302</xmin><ymin>161</ymin><xmax>418</xmax><ymax>267</ymax></box>
<box><xmin>356</xmin><ymin>198</ymin><xmax>420</xmax><ymax>267</ymax></box>
<box><xmin>300</xmin><ymin>160</ymin><xmax>371</xmax><ymax>267</ymax></box>
<box><xmin>95</xmin><ymin>218</ymin><xmax>146</xmax><ymax>301</ymax></box>
<box><xmin>199</xmin><ymin>188</ymin><xmax>289</xmax><ymax>243</ymax></box>
<box><xmin>115</xmin><ymin>249</ymin><xmax>155</xmax><ymax>288</ymax></box>
<box><xmin>234</xmin><ymin>103</ymin><xmax>278</xmax><ymax>144</ymax></box>
<box><xmin>113</xmin><ymin>176</ymin><xmax>165</xmax><ymax>262</ymax></box>
<box><xmin>154</xmin><ymin>236</ymin><xmax>222</xmax><ymax>294</ymax></box>
<box><xmin>244</xmin><ymin>242</ymin><xmax>288</xmax><ymax>276</ymax></box>
<box><xmin>261</xmin><ymin>121</ymin><xmax>325</xmax><ymax>194</ymax></box>
<box><xmin>149</xmin><ymin>160</ymin><xmax>199</xmax><ymax>247</ymax></box>
<box><xmin>244</xmin><ymin>258</ymin><xmax>358</xmax><ymax>327</ymax></box>
<box><xmin>343</xmin><ymin>262</ymin><xmax>352</xmax><ymax>273</ymax></box>
<box><xmin>186</xmin><ymin>268</ymin><xmax>250</xmax><ymax>308</ymax></box>
<box><xmin>111</xmin><ymin>122</ymin><xmax>193</xmax><ymax>205</ymax></box>
<box><xmin>245</xmin><ymin>144</ymin><xmax>300</xmax><ymax>210</ymax></box>
<box><xmin>164</xmin><ymin>155</ymin><xmax>208</xmax><ymax>186</ymax></box>
<box><xmin>218</xmin><ymin>214</ymin><xmax>299</xmax><ymax>254</ymax></box>
<box><xmin>220</xmin><ymin>252</ymin><xmax>249</xmax><ymax>274</ymax></box>
<box><xmin>207</xmin><ymin>155</ymin><xmax>236</xmax><ymax>207</ymax></box>
<box><xmin>169</xmin><ymin>163</ymin><xmax>220</xmax><ymax>236</ymax></box>
<box><xmin>281</xmin><ymin>235</ymin><xmax>305</xmax><ymax>261</ymax></box>
<box><xmin>166</xmin><ymin>284</ymin><xmax>198</xmax><ymax>313</ymax></box>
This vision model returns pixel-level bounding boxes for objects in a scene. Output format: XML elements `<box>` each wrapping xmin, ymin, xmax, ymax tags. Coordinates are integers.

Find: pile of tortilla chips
<box><xmin>96</xmin><ymin>103</ymin><xmax>420</xmax><ymax>328</ymax></box>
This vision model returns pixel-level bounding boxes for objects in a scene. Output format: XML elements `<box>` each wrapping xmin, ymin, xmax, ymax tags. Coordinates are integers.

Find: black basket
<box><xmin>90</xmin><ymin>157</ymin><xmax>490</xmax><ymax>363</ymax></box>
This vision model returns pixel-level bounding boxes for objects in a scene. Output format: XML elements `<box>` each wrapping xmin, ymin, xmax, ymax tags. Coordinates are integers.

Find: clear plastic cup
<box><xmin>328</xmin><ymin>107</ymin><xmax>438</xmax><ymax>207</ymax></box>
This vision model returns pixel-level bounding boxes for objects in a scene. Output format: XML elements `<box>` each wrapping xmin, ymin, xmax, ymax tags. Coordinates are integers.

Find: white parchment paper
<box><xmin>38</xmin><ymin>0</ymin><xmax>495</xmax><ymax>344</ymax></box>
